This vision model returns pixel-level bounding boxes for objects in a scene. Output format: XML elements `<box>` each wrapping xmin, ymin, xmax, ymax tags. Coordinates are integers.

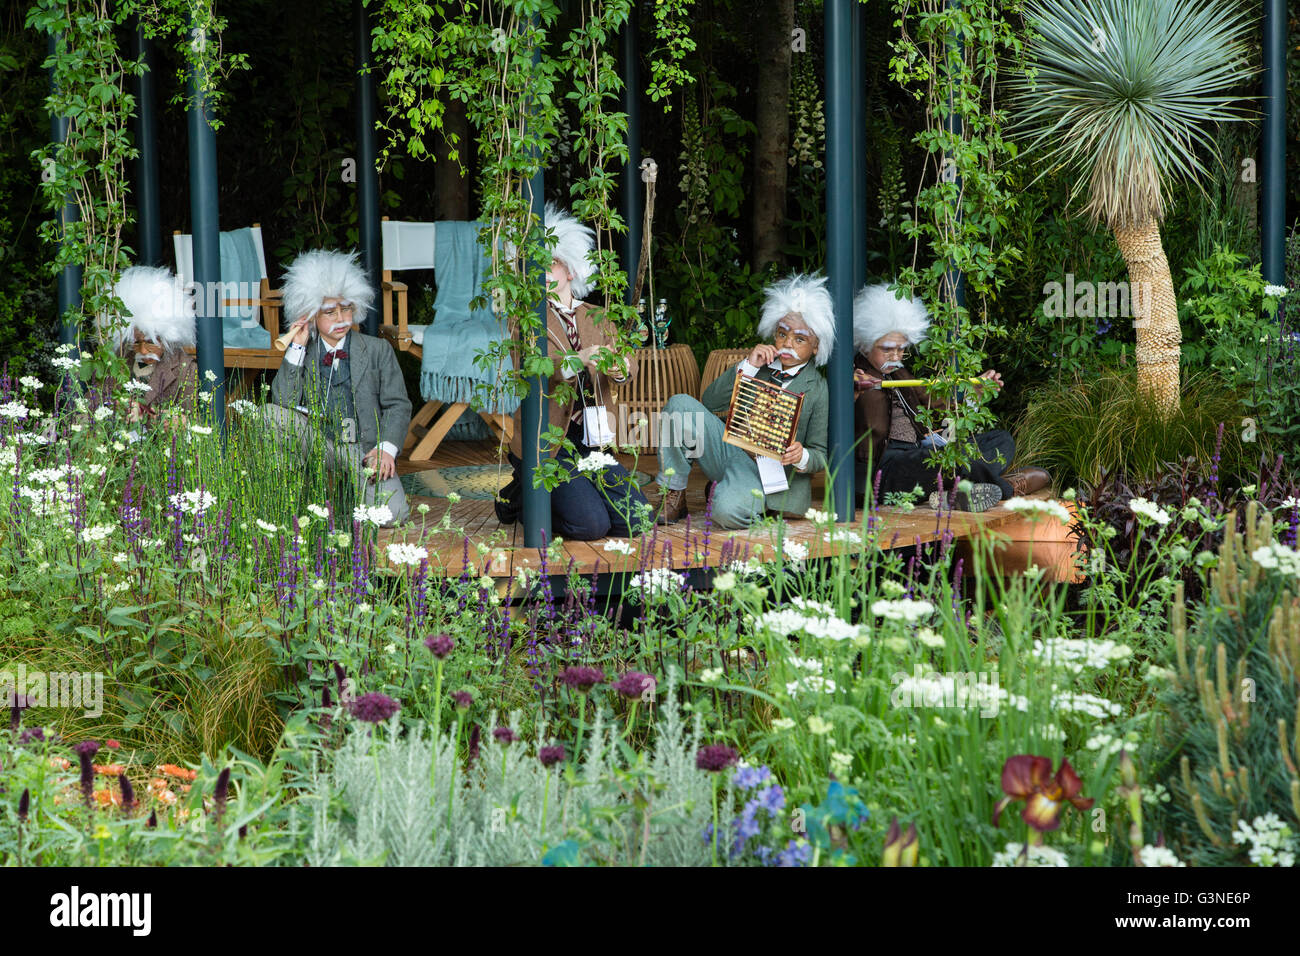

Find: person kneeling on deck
<box><xmin>265</xmin><ymin>250</ymin><xmax>412</xmax><ymax>526</ymax></box>
<box><xmin>98</xmin><ymin>265</ymin><xmax>200</xmax><ymax>425</ymax></box>
<box><xmin>499</xmin><ymin>203</ymin><xmax>649</xmax><ymax>540</ymax></box>
<box><xmin>655</xmin><ymin>273</ymin><xmax>831</xmax><ymax>530</ymax></box>
<box><xmin>851</xmin><ymin>282</ymin><xmax>1048</xmax><ymax>512</ymax></box>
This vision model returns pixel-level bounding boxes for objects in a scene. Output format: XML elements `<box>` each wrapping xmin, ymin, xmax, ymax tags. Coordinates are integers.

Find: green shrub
<box><xmin>1014</xmin><ymin>368</ymin><xmax>1247</xmax><ymax>488</ymax></box>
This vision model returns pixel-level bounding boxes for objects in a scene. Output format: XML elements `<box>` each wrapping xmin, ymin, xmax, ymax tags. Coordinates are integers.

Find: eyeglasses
<box><xmin>874</xmin><ymin>343</ymin><xmax>910</xmax><ymax>356</ymax></box>
<box><xmin>318</xmin><ymin>304</ymin><xmax>356</xmax><ymax>320</ymax></box>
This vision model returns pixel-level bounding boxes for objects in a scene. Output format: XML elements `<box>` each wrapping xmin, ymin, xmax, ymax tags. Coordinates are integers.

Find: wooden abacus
<box><xmin>722</xmin><ymin>373</ymin><xmax>803</xmax><ymax>460</ymax></box>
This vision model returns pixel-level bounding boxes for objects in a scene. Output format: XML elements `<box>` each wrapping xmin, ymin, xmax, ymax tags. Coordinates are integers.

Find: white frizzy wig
<box><xmin>544</xmin><ymin>202</ymin><xmax>597</xmax><ymax>299</ymax></box>
<box><xmin>98</xmin><ymin>265</ymin><xmax>196</xmax><ymax>352</ymax></box>
<box><xmin>852</xmin><ymin>282</ymin><xmax>930</xmax><ymax>354</ymax></box>
<box><xmin>757</xmin><ymin>273</ymin><xmax>836</xmax><ymax>367</ymax></box>
<box><xmin>281</xmin><ymin>250</ymin><xmax>375</xmax><ymax>333</ymax></box>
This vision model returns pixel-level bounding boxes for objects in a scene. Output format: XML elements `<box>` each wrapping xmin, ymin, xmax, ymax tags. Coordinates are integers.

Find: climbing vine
<box><xmin>372</xmin><ymin>0</ymin><xmax>636</xmax><ymax>487</ymax></box>
<box><xmin>889</xmin><ymin>0</ymin><xmax>1026</xmax><ymax>474</ymax></box>
<box><xmin>27</xmin><ymin>0</ymin><xmax>244</xmax><ymax>367</ymax></box>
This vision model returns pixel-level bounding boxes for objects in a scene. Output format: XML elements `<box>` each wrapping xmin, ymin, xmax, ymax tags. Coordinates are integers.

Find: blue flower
<box><xmin>774</xmin><ymin>840</ymin><xmax>812</xmax><ymax>867</ymax></box>
<box><xmin>758</xmin><ymin>784</ymin><xmax>785</xmax><ymax>815</ymax></box>
<box><xmin>733</xmin><ymin>764</ymin><xmax>772</xmax><ymax>790</ymax></box>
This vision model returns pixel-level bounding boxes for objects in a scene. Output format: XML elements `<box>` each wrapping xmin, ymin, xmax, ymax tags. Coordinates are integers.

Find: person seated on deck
<box><xmin>851</xmin><ymin>282</ymin><xmax>1049</xmax><ymax>512</ymax></box>
<box><xmin>654</xmin><ymin>273</ymin><xmax>832</xmax><ymax>530</ymax></box>
<box><xmin>98</xmin><ymin>265</ymin><xmax>200</xmax><ymax>426</ymax></box>
<box><xmin>264</xmin><ymin>250</ymin><xmax>412</xmax><ymax>527</ymax></box>
<box><xmin>497</xmin><ymin>203</ymin><xmax>650</xmax><ymax>541</ymax></box>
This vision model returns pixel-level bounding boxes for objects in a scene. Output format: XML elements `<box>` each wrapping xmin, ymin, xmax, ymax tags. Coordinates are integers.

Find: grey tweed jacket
<box><xmin>269</xmin><ymin>331</ymin><xmax>412</xmax><ymax>454</ymax></box>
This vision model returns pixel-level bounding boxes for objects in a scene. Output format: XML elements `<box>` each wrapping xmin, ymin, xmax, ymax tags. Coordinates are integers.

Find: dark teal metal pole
<box><xmin>851</xmin><ymin>0</ymin><xmax>866</xmax><ymax>293</ymax></box>
<box><xmin>620</xmin><ymin>8</ymin><xmax>641</xmax><ymax>305</ymax></box>
<box><xmin>130</xmin><ymin>20</ymin><xmax>162</xmax><ymax>267</ymax></box>
<box><xmin>355</xmin><ymin>0</ymin><xmax>381</xmax><ymax>335</ymax></box>
<box><xmin>1261</xmin><ymin>0</ymin><xmax>1286</xmax><ymax>286</ymax></box>
<box><xmin>825</xmin><ymin>0</ymin><xmax>855</xmax><ymax>522</ymax></box>
<box><xmin>187</xmin><ymin>34</ymin><xmax>225</xmax><ymax>434</ymax></box>
<box><xmin>522</xmin><ymin>32</ymin><xmax>552</xmax><ymax>548</ymax></box>
<box><xmin>944</xmin><ymin>0</ymin><xmax>965</xmax><ymax>314</ymax></box>
<box><xmin>48</xmin><ymin>35</ymin><xmax>81</xmax><ymax>352</ymax></box>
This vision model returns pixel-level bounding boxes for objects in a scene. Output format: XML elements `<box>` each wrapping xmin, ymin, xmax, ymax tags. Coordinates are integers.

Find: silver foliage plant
<box><xmin>304</xmin><ymin>674</ymin><xmax>743</xmax><ymax>866</ymax></box>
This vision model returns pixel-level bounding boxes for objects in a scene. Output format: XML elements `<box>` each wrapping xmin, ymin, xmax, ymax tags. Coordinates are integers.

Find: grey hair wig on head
<box><xmin>852</xmin><ymin>282</ymin><xmax>930</xmax><ymax>355</ymax></box>
<box><xmin>281</xmin><ymin>250</ymin><xmax>375</xmax><ymax>336</ymax></box>
<box><xmin>757</xmin><ymin>273</ymin><xmax>836</xmax><ymax>367</ymax></box>
<box><xmin>544</xmin><ymin>202</ymin><xmax>597</xmax><ymax>299</ymax></box>
<box><xmin>97</xmin><ymin>265</ymin><xmax>196</xmax><ymax>353</ymax></box>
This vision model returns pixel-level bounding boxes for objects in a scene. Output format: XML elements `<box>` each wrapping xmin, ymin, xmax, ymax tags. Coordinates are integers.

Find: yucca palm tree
<box><xmin>1012</xmin><ymin>0</ymin><xmax>1255</xmax><ymax>414</ymax></box>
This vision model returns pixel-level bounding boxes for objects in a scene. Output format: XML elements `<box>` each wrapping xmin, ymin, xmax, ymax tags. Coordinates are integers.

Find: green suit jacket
<box><xmin>701</xmin><ymin>360</ymin><xmax>829</xmax><ymax>514</ymax></box>
<box><xmin>269</xmin><ymin>331</ymin><xmax>412</xmax><ymax>454</ymax></box>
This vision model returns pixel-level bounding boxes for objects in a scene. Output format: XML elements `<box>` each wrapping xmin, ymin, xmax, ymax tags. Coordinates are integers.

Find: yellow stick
<box><xmin>879</xmin><ymin>378</ymin><xmax>986</xmax><ymax>388</ymax></box>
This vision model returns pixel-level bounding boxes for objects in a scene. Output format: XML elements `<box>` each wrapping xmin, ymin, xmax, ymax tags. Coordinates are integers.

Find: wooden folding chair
<box><xmin>379</xmin><ymin>218</ymin><xmax>513</xmax><ymax>465</ymax></box>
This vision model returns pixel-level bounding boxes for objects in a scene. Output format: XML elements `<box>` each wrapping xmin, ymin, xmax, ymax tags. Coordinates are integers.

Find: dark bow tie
<box><xmin>321</xmin><ymin>349</ymin><xmax>349</xmax><ymax>366</ymax></box>
<box><xmin>770</xmin><ymin>367</ymin><xmax>796</xmax><ymax>383</ymax></box>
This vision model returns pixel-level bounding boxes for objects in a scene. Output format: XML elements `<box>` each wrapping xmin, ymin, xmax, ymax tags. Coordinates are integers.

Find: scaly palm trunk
<box><xmin>1112</xmin><ymin>220</ymin><xmax>1180</xmax><ymax>414</ymax></box>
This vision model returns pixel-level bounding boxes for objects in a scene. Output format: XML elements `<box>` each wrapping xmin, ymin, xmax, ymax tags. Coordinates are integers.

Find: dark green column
<box><xmin>48</xmin><ymin>35</ymin><xmax>81</xmax><ymax>352</ymax></box>
<box><xmin>851</xmin><ymin>0</ymin><xmax>866</xmax><ymax>293</ymax></box>
<box><xmin>187</xmin><ymin>31</ymin><xmax>225</xmax><ymax>435</ymax></box>
<box><xmin>522</xmin><ymin>36</ymin><xmax>552</xmax><ymax>548</ymax></box>
<box><xmin>1261</xmin><ymin>0</ymin><xmax>1286</xmax><ymax>286</ymax></box>
<box><xmin>944</xmin><ymin>0</ymin><xmax>965</xmax><ymax>314</ymax></box>
<box><xmin>355</xmin><ymin>0</ymin><xmax>381</xmax><ymax>335</ymax></box>
<box><xmin>130</xmin><ymin>20</ymin><xmax>162</xmax><ymax>267</ymax></box>
<box><xmin>620</xmin><ymin>8</ymin><xmax>642</xmax><ymax>305</ymax></box>
<box><xmin>825</xmin><ymin>0</ymin><xmax>855</xmax><ymax>522</ymax></box>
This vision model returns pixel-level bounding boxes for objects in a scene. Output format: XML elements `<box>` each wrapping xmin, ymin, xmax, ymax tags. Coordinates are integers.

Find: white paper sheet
<box><xmin>755</xmin><ymin>454</ymin><xmax>789</xmax><ymax>495</ymax></box>
<box><xmin>582</xmin><ymin>405</ymin><xmax>616</xmax><ymax>447</ymax></box>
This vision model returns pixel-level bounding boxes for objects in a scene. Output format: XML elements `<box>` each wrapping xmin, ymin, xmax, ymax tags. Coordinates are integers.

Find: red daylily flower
<box><xmin>993</xmin><ymin>755</ymin><xmax>1094</xmax><ymax>833</ymax></box>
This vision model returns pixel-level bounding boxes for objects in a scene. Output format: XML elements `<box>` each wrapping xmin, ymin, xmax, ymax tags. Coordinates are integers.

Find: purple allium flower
<box><xmin>9</xmin><ymin>691</ymin><xmax>30</xmax><ymax>732</ymax></box>
<box><xmin>74</xmin><ymin>740</ymin><xmax>99</xmax><ymax>803</ymax></box>
<box><xmin>348</xmin><ymin>692</ymin><xmax>400</xmax><ymax>723</ymax></box>
<box><xmin>214</xmin><ymin>767</ymin><xmax>230</xmax><ymax>821</ymax></box>
<box><xmin>493</xmin><ymin>726</ymin><xmax>519</xmax><ymax>744</ymax></box>
<box><xmin>560</xmin><ymin>665</ymin><xmax>605</xmax><ymax>693</ymax></box>
<box><xmin>424</xmin><ymin>633</ymin><xmax>455</xmax><ymax>659</ymax></box>
<box><xmin>538</xmin><ymin>744</ymin><xmax>566</xmax><ymax>767</ymax></box>
<box><xmin>118</xmin><ymin>773</ymin><xmax>136</xmax><ymax>810</ymax></box>
<box><xmin>467</xmin><ymin>723</ymin><xmax>481</xmax><ymax>763</ymax></box>
<box><xmin>450</xmin><ymin>690</ymin><xmax>473</xmax><ymax>711</ymax></box>
<box><xmin>18</xmin><ymin>727</ymin><xmax>45</xmax><ymax>746</ymax></box>
<box><xmin>734</xmin><ymin>764</ymin><xmax>773</xmax><ymax>791</ymax></box>
<box><xmin>613</xmin><ymin>671</ymin><xmax>656</xmax><ymax>699</ymax></box>
<box><xmin>696</xmin><ymin>744</ymin><xmax>739</xmax><ymax>773</ymax></box>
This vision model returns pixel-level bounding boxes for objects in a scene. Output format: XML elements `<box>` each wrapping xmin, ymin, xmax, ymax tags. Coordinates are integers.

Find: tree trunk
<box><xmin>1113</xmin><ymin>220</ymin><xmax>1180</xmax><ymax>414</ymax></box>
<box><xmin>750</xmin><ymin>0</ymin><xmax>795</xmax><ymax>271</ymax></box>
<box><xmin>434</xmin><ymin>97</ymin><xmax>470</xmax><ymax>221</ymax></box>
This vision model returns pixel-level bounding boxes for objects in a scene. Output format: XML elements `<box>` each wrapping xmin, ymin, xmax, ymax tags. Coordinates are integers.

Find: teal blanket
<box><xmin>219</xmin><ymin>228</ymin><xmax>271</xmax><ymax>349</ymax></box>
<box><xmin>420</xmin><ymin>221</ymin><xmax>517</xmax><ymax>417</ymax></box>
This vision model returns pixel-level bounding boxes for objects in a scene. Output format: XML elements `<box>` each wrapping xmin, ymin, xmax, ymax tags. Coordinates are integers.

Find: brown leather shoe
<box><xmin>1004</xmin><ymin>467</ymin><xmax>1050</xmax><ymax>497</ymax></box>
<box><xmin>657</xmin><ymin>488</ymin><xmax>689</xmax><ymax>525</ymax></box>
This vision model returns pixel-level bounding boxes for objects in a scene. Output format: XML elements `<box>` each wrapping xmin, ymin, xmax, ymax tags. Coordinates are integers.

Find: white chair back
<box><xmin>381</xmin><ymin>220</ymin><xmax>438</xmax><ymax>273</ymax></box>
<box><xmin>172</xmin><ymin>226</ymin><xmax>268</xmax><ymax>286</ymax></box>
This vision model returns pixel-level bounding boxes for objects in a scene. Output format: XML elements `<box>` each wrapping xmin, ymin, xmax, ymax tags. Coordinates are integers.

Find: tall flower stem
<box><xmin>430</xmin><ymin>660</ymin><xmax>445</xmax><ymax>797</ymax></box>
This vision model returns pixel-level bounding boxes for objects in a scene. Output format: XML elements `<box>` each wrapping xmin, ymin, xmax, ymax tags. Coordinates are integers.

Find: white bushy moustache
<box><xmin>776</xmin><ymin>348</ymin><xmax>800</xmax><ymax>361</ymax></box>
<box><xmin>328</xmin><ymin>323</ymin><xmax>351</xmax><ymax>335</ymax></box>
<box><xmin>881</xmin><ymin>360</ymin><xmax>904</xmax><ymax>372</ymax></box>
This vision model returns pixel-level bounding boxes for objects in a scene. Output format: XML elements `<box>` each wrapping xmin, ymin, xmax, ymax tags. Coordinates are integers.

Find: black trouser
<box><xmin>503</xmin><ymin>422</ymin><xmax>649</xmax><ymax>541</ymax></box>
<box><xmin>859</xmin><ymin>429</ymin><xmax>1016</xmax><ymax>501</ymax></box>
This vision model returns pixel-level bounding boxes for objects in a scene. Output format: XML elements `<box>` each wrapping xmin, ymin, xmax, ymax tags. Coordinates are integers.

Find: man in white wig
<box><xmin>98</xmin><ymin>265</ymin><xmax>199</xmax><ymax>423</ymax></box>
<box><xmin>267</xmin><ymin>250</ymin><xmax>412</xmax><ymax>525</ymax></box>
<box><xmin>498</xmin><ymin>202</ymin><xmax>649</xmax><ymax>540</ymax></box>
<box><xmin>655</xmin><ymin>273</ymin><xmax>831</xmax><ymax>529</ymax></box>
<box><xmin>852</xmin><ymin>282</ymin><xmax>1048</xmax><ymax>511</ymax></box>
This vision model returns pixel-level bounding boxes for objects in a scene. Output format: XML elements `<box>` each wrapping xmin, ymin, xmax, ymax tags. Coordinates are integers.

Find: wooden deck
<box><xmin>376</xmin><ymin>440</ymin><xmax>1079</xmax><ymax>586</ymax></box>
